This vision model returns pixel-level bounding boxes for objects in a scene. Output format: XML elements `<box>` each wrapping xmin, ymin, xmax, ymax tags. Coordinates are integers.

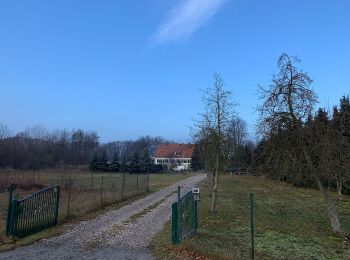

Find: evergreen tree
<box><xmin>112</xmin><ymin>152</ymin><xmax>120</xmax><ymax>163</ymax></box>
<box><xmin>128</xmin><ymin>152</ymin><xmax>141</xmax><ymax>173</ymax></box>
<box><xmin>110</xmin><ymin>152</ymin><xmax>120</xmax><ymax>172</ymax></box>
<box><xmin>89</xmin><ymin>152</ymin><xmax>99</xmax><ymax>171</ymax></box>
<box><xmin>191</xmin><ymin>145</ymin><xmax>204</xmax><ymax>171</ymax></box>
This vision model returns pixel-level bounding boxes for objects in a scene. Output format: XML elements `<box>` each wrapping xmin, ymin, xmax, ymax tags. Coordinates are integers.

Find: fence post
<box><xmin>194</xmin><ymin>201</ymin><xmax>198</xmax><ymax>231</ymax></box>
<box><xmin>146</xmin><ymin>174</ymin><xmax>150</xmax><ymax>192</ymax></box>
<box><xmin>6</xmin><ymin>184</ymin><xmax>15</xmax><ymax>237</ymax></box>
<box><xmin>178</xmin><ymin>186</ymin><xmax>181</xmax><ymax>202</ymax></box>
<box><xmin>61</xmin><ymin>169</ymin><xmax>64</xmax><ymax>186</ymax></box>
<box><xmin>121</xmin><ymin>173</ymin><xmax>125</xmax><ymax>200</ymax></box>
<box><xmin>136</xmin><ymin>174</ymin><xmax>139</xmax><ymax>194</ymax></box>
<box><xmin>67</xmin><ymin>177</ymin><xmax>72</xmax><ymax>219</ymax></box>
<box><xmin>172</xmin><ymin>202</ymin><xmax>179</xmax><ymax>244</ymax></box>
<box><xmin>101</xmin><ymin>176</ymin><xmax>104</xmax><ymax>207</ymax></box>
<box><xmin>7</xmin><ymin>199</ymin><xmax>17</xmax><ymax>237</ymax></box>
<box><xmin>249</xmin><ymin>193</ymin><xmax>255</xmax><ymax>260</ymax></box>
<box><xmin>90</xmin><ymin>171</ymin><xmax>94</xmax><ymax>191</ymax></box>
<box><xmin>54</xmin><ymin>186</ymin><xmax>60</xmax><ymax>225</ymax></box>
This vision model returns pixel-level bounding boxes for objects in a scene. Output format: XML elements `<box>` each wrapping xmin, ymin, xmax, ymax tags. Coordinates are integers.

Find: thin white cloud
<box><xmin>152</xmin><ymin>0</ymin><xmax>227</xmax><ymax>45</ymax></box>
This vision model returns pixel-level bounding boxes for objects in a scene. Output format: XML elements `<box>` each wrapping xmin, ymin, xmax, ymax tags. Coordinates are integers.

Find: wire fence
<box><xmin>0</xmin><ymin>169</ymin><xmax>149</xmax><ymax>243</ymax></box>
<box><xmin>194</xmin><ymin>174</ymin><xmax>350</xmax><ymax>259</ymax></box>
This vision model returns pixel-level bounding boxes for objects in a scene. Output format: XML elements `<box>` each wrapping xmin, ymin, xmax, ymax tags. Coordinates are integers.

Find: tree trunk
<box><xmin>302</xmin><ymin>148</ymin><xmax>343</xmax><ymax>234</ymax></box>
<box><xmin>210</xmin><ymin>153</ymin><xmax>220</xmax><ymax>212</ymax></box>
<box><xmin>316</xmin><ymin>177</ymin><xmax>343</xmax><ymax>234</ymax></box>
<box><xmin>336</xmin><ymin>179</ymin><xmax>342</xmax><ymax>201</ymax></box>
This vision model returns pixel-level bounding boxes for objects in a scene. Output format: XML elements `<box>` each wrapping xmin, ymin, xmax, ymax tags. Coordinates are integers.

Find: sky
<box><xmin>0</xmin><ymin>0</ymin><xmax>349</xmax><ymax>143</ymax></box>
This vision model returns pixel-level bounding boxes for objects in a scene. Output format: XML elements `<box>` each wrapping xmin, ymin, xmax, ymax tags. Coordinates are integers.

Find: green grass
<box><xmin>152</xmin><ymin>175</ymin><xmax>350</xmax><ymax>259</ymax></box>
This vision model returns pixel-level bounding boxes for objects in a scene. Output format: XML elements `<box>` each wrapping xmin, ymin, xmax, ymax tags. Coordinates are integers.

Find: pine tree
<box><xmin>191</xmin><ymin>145</ymin><xmax>204</xmax><ymax>171</ymax></box>
<box><xmin>128</xmin><ymin>152</ymin><xmax>141</xmax><ymax>173</ymax></box>
<box><xmin>89</xmin><ymin>152</ymin><xmax>99</xmax><ymax>171</ymax></box>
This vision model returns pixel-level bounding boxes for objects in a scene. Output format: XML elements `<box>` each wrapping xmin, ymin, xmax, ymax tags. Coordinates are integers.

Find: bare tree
<box><xmin>227</xmin><ymin>117</ymin><xmax>248</xmax><ymax>152</ymax></box>
<box><xmin>0</xmin><ymin>123</ymin><xmax>10</xmax><ymax>140</ymax></box>
<box><xmin>193</xmin><ymin>73</ymin><xmax>236</xmax><ymax>212</ymax></box>
<box><xmin>257</xmin><ymin>53</ymin><xmax>346</xmax><ymax>234</ymax></box>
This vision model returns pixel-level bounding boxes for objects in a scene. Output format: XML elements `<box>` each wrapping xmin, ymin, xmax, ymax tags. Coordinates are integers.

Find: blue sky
<box><xmin>1</xmin><ymin>0</ymin><xmax>349</xmax><ymax>143</ymax></box>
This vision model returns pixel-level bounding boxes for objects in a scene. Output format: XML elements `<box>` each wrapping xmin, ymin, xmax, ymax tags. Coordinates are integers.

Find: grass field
<box><xmin>0</xmin><ymin>169</ymin><xmax>193</xmax><ymax>249</ymax></box>
<box><xmin>152</xmin><ymin>174</ymin><xmax>350</xmax><ymax>259</ymax></box>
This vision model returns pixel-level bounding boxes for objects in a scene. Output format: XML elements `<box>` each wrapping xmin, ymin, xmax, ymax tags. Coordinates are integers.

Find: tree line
<box><xmin>0</xmin><ymin>124</ymin><xmax>169</xmax><ymax>171</ymax></box>
<box><xmin>89</xmin><ymin>150</ymin><xmax>164</xmax><ymax>173</ymax></box>
<box><xmin>0</xmin><ymin>126</ymin><xmax>99</xmax><ymax>169</ymax></box>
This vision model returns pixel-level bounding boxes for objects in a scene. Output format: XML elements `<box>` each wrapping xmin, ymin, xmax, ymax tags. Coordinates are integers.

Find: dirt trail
<box><xmin>0</xmin><ymin>174</ymin><xmax>206</xmax><ymax>260</ymax></box>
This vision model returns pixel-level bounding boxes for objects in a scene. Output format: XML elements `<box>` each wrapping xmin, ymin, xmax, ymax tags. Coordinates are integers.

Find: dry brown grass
<box><xmin>0</xmin><ymin>169</ymin><xmax>193</xmax><ymax>246</ymax></box>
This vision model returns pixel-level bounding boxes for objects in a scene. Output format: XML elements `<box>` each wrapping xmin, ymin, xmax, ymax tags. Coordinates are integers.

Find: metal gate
<box><xmin>172</xmin><ymin>190</ymin><xmax>198</xmax><ymax>244</ymax></box>
<box><xmin>6</xmin><ymin>184</ymin><xmax>60</xmax><ymax>238</ymax></box>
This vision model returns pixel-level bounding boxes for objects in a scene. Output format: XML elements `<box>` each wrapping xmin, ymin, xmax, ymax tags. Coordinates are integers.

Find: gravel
<box><xmin>0</xmin><ymin>174</ymin><xmax>206</xmax><ymax>260</ymax></box>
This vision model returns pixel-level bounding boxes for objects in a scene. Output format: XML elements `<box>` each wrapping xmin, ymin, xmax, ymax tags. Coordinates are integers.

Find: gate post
<box><xmin>6</xmin><ymin>184</ymin><xmax>15</xmax><ymax>237</ymax></box>
<box><xmin>54</xmin><ymin>186</ymin><xmax>60</xmax><ymax>225</ymax></box>
<box><xmin>6</xmin><ymin>200</ymin><xmax>17</xmax><ymax>237</ymax></box>
<box><xmin>172</xmin><ymin>202</ymin><xmax>179</xmax><ymax>244</ymax></box>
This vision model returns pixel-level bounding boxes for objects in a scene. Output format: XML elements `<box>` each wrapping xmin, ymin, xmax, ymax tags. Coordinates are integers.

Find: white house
<box><xmin>154</xmin><ymin>143</ymin><xmax>195</xmax><ymax>171</ymax></box>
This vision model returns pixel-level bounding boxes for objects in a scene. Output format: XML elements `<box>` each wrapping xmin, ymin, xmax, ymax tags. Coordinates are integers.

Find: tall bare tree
<box><xmin>257</xmin><ymin>53</ymin><xmax>347</xmax><ymax>233</ymax></box>
<box><xmin>193</xmin><ymin>73</ymin><xmax>235</xmax><ymax>212</ymax></box>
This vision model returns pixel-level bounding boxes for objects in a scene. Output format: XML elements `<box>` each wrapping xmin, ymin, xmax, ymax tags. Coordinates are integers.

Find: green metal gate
<box><xmin>6</xmin><ymin>184</ymin><xmax>60</xmax><ymax>238</ymax></box>
<box><xmin>172</xmin><ymin>190</ymin><xmax>198</xmax><ymax>244</ymax></box>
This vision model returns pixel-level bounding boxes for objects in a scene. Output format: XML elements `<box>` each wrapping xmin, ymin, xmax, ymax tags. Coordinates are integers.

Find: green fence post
<box><xmin>67</xmin><ymin>177</ymin><xmax>72</xmax><ymax>219</ymax></box>
<box><xmin>90</xmin><ymin>171</ymin><xmax>94</xmax><ymax>191</ymax></box>
<box><xmin>7</xmin><ymin>199</ymin><xmax>17</xmax><ymax>237</ymax></box>
<box><xmin>172</xmin><ymin>202</ymin><xmax>179</xmax><ymax>244</ymax></box>
<box><xmin>136</xmin><ymin>174</ymin><xmax>139</xmax><ymax>194</ymax></box>
<box><xmin>249</xmin><ymin>193</ymin><xmax>255</xmax><ymax>260</ymax></box>
<box><xmin>101</xmin><ymin>176</ymin><xmax>104</xmax><ymax>207</ymax></box>
<box><xmin>121</xmin><ymin>173</ymin><xmax>125</xmax><ymax>200</ymax></box>
<box><xmin>6</xmin><ymin>184</ymin><xmax>15</xmax><ymax>237</ymax></box>
<box><xmin>194</xmin><ymin>201</ymin><xmax>198</xmax><ymax>231</ymax></box>
<box><xmin>54</xmin><ymin>186</ymin><xmax>60</xmax><ymax>225</ymax></box>
<box><xmin>146</xmin><ymin>174</ymin><xmax>150</xmax><ymax>192</ymax></box>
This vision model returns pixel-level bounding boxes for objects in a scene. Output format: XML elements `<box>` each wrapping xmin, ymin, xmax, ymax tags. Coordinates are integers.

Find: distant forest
<box><xmin>0</xmin><ymin>117</ymin><xmax>254</xmax><ymax>172</ymax></box>
<box><xmin>0</xmin><ymin>124</ymin><xmax>170</xmax><ymax>171</ymax></box>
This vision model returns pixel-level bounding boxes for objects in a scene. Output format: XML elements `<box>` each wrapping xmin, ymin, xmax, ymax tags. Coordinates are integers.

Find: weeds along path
<box><xmin>0</xmin><ymin>174</ymin><xmax>206</xmax><ymax>260</ymax></box>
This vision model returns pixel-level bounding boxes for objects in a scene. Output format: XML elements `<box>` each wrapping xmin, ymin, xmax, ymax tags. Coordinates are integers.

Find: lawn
<box><xmin>0</xmin><ymin>169</ymin><xmax>193</xmax><ymax>249</ymax></box>
<box><xmin>152</xmin><ymin>174</ymin><xmax>350</xmax><ymax>259</ymax></box>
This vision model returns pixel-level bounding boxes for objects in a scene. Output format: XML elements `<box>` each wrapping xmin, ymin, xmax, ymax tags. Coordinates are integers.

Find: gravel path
<box><xmin>0</xmin><ymin>174</ymin><xmax>206</xmax><ymax>260</ymax></box>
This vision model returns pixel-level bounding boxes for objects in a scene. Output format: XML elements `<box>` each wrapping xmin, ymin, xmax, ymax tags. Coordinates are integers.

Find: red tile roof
<box><xmin>155</xmin><ymin>144</ymin><xmax>195</xmax><ymax>158</ymax></box>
